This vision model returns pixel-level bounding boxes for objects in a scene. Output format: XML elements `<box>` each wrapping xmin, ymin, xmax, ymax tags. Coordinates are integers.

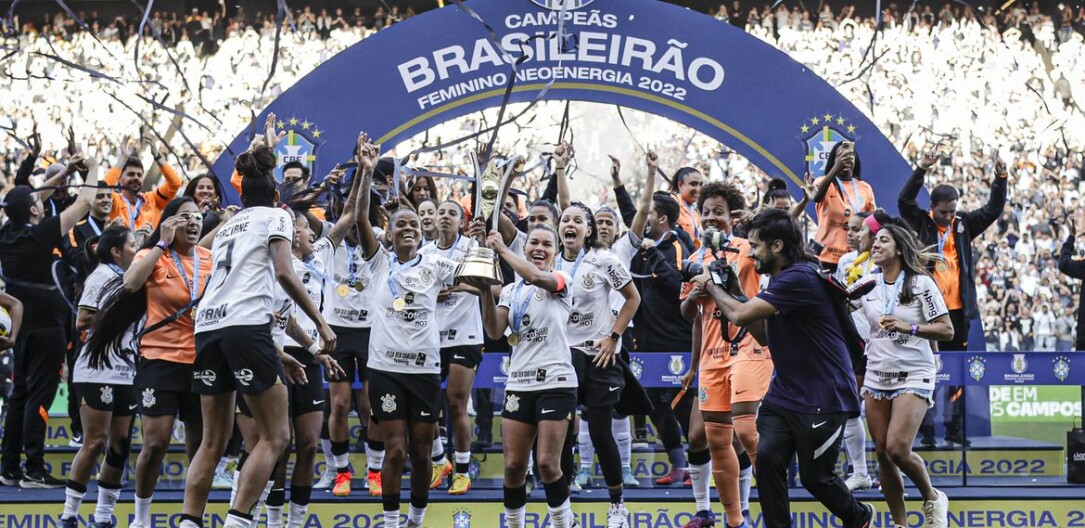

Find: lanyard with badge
<box><xmin>123</xmin><ymin>196</ymin><xmax>143</xmax><ymax>228</ymax></box>
<box><xmin>388</xmin><ymin>254</ymin><xmax>421</xmax><ymax>311</ymax></box>
<box><xmin>507</xmin><ymin>279</ymin><xmax>535</xmax><ymax>346</ymax></box>
<box><xmin>170</xmin><ymin>249</ymin><xmax>201</xmax><ymax>318</ymax></box>
<box><xmin>87</xmin><ymin>216</ymin><xmax>102</xmax><ymax>237</ymax></box>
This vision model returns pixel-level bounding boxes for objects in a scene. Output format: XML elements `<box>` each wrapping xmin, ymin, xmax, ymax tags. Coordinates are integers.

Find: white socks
<box><xmin>613</xmin><ymin>417</ymin><xmax>632</xmax><ymax>468</ymax></box>
<box><xmin>739</xmin><ymin>465</ymin><xmax>753</xmax><ymax>513</ymax></box>
<box><xmin>454</xmin><ymin>451</ymin><xmax>471</xmax><ymax>475</ymax></box>
<box><xmin>578</xmin><ymin>418</ymin><xmax>593</xmax><ymax>471</ymax></box>
<box><xmin>407</xmin><ymin>505</ymin><xmax>426</xmax><ymax>526</ymax></box>
<box><xmin>431</xmin><ymin>436</ymin><xmax>447</xmax><ymax>464</ymax></box>
<box><xmin>287</xmin><ymin>502</ymin><xmax>309</xmax><ymax>528</ymax></box>
<box><xmin>135</xmin><ymin>495</ymin><xmax>153</xmax><ymax>526</ymax></box>
<box><xmin>95</xmin><ymin>484</ymin><xmax>122</xmax><ymax>523</ymax></box>
<box><xmin>62</xmin><ymin>486</ymin><xmax>85</xmax><ymax>519</ymax></box>
<box><xmin>548</xmin><ymin>498</ymin><xmax>575</xmax><ymax>528</ymax></box>
<box><xmin>690</xmin><ymin>461</ymin><xmax>712</xmax><ymax>512</ymax></box>
<box><xmin>365</xmin><ymin>443</ymin><xmax>385</xmax><ymax>472</ymax></box>
<box><xmin>504</xmin><ymin>506</ymin><xmax>526</xmax><ymax>528</ymax></box>
<box><xmin>844</xmin><ymin>417</ymin><xmax>868</xmax><ymax>477</ymax></box>
<box><xmin>321</xmin><ymin>439</ymin><xmax>334</xmax><ymax>474</ymax></box>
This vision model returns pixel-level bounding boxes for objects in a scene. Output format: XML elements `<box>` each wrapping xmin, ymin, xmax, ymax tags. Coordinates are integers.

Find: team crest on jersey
<box><xmin>669</xmin><ymin>355</ymin><xmax>686</xmax><ymax>376</ymax></box>
<box><xmin>968</xmin><ymin>356</ymin><xmax>986</xmax><ymax>382</ymax></box>
<box><xmin>142</xmin><ymin>388</ymin><xmax>156</xmax><ymax>408</ymax></box>
<box><xmin>698</xmin><ymin>386</ymin><xmax>708</xmax><ymax>403</ymax></box>
<box><xmin>535</xmin><ymin>289</ymin><xmax>545</xmax><ymax>301</ymax></box>
<box><xmin>420</xmin><ymin>268</ymin><xmax>434</xmax><ymax>286</ymax></box>
<box><xmin>1011</xmin><ymin>354</ymin><xmax>1028</xmax><ymax>374</ymax></box>
<box><xmin>582</xmin><ymin>273</ymin><xmax>595</xmax><ymax>289</ymax></box>
<box><xmin>381</xmin><ymin>394</ymin><xmax>397</xmax><ymax>413</ymax></box>
<box><xmin>630</xmin><ymin>357</ymin><xmax>644</xmax><ymax>380</ymax></box>
<box><xmin>1053</xmin><ymin>356</ymin><xmax>1071</xmax><ymax>382</ymax></box>
<box><xmin>505</xmin><ymin>394</ymin><xmax>520</xmax><ymax>413</ymax></box>
<box><xmin>100</xmin><ymin>386</ymin><xmax>114</xmax><ymax>405</ymax></box>
<box><xmin>500</xmin><ymin>356</ymin><xmax>511</xmax><ymax>376</ymax></box>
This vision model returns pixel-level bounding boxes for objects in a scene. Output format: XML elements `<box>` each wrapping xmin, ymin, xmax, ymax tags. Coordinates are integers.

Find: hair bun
<box><xmin>236</xmin><ymin>146</ymin><xmax>276</xmax><ymax>179</ymax></box>
<box><xmin>767</xmin><ymin>178</ymin><xmax>788</xmax><ymax>192</ymax></box>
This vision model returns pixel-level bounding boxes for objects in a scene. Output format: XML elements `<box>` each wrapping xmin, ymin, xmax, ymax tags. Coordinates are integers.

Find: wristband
<box><xmin>155</xmin><ymin>240</ymin><xmax>169</xmax><ymax>251</ymax></box>
<box><xmin>609</xmin><ymin>331</ymin><xmax>621</xmax><ymax>342</ymax></box>
<box><xmin>910</xmin><ymin>324</ymin><xmax>919</xmax><ymax>336</ymax></box>
<box><xmin>308</xmin><ymin>342</ymin><xmax>321</xmax><ymax>356</ymax></box>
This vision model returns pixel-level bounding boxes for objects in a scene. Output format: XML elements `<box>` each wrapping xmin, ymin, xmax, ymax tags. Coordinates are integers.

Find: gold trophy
<box><xmin>454</xmin><ymin>152</ymin><xmax>522</xmax><ymax>285</ymax></box>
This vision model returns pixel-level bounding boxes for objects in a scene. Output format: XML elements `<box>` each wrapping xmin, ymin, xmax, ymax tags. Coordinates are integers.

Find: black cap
<box><xmin>2</xmin><ymin>186</ymin><xmax>35</xmax><ymax>224</ymax></box>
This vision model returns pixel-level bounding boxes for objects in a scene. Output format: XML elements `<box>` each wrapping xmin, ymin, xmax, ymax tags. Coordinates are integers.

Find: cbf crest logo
<box><xmin>452</xmin><ymin>509</ymin><xmax>471</xmax><ymax>528</ymax></box>
<box><xmin>1011</xmin><ymin>354</ymin><xmax>1029</xmax><ymax>375</ymax></box>
<box><xmin>669</xmin><ymin>355</ymin><xmax>686</xmax><ymax>376</ymax></box>
<box><xmin>271</xmin><ymin>117</ymin><xmax>324</xmax><ymax>183</ymax></box>
<box><xmin>799</xmin><ymin>113</ymin><xmax>857</xmax><ymax>176</ymax></box>
<box><xmin>968</xmin><ymin>356</ymin><xmax>986</xmax><ymax>382</ymax></box>
<box><xmin>530</xmin><ymin>0</ymin><xmax>596</xmax><ymax>10</ymax></box>
<box><xmin>630</xmin><ymin>356</ymin><xmax>645</xmax><ymax>380</ymax></box>
<box><xmin>1053</xmin><ymin>356</ymin><xmax>1071</xmax><ymax>382</ymax></box>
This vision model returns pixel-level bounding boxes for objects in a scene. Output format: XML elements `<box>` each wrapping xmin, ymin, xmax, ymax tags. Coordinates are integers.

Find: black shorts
<box><xmin>76</xmin><ymin>383</ymin><xmax>138</xmax><ymax>416</ymax></box>
<box><xmin>439</xmin><ymin>344</ymin><xmax>482</xmax><ymax>381</ymax></box>
<box><xmin>366</xmin><ymin>368</ymin><xmax>440</xmax><ymax>423</ymax></box>
<box><xmin>572</xmin><ymin>348</ymin><xmax>624</xmax><ymax>408</ymax></box>
<box><xmin>135</xmin><ymin>359</ymin><xmax>201</xmax><ymax>421</ymax></box>
<box><xmin>328</xmin><ymin>326</ymin><xmax>371</xmax><ymax>383</ymax></box>
<box><xmin>194</xmin><ymin>323</ymin><xmax>286</xmax><ymax>395</ymax></box>
<box><xmin>501</xmin><ymin>388</ymin><xmax>577</xmax><ymax>424</ymax></box>
<box><xmin>240</xmin><ymin>348</ymin><xmax>325</xmax><ymax>418</ymax></box>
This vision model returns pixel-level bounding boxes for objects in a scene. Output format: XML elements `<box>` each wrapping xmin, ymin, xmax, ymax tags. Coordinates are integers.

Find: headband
<box><xmin>863</xmin><ymin>214</ymin><xmax>881</xmax><ymax>234</ymax></box>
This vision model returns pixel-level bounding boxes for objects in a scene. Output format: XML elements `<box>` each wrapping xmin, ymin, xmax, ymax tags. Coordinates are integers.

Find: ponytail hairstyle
<box><xmin>237</xmin><ymin>146</ymin><xmax>278</xmax><ymax>207</ymax></box>
<box><xmin>877</xmin><ymin>222</ymin><xmax>938</xmax><ymax>306</ymax></box>
<box><xmin>93</xmin><ymin>225</ymin><xmax>134</xmax><ymax>267</ymax></box>
<box><xmin>670</xmin><ymin>167</ymin><xmax>700</xmax><ymax>194</ymax></box>
<box><xmin>762</xmin><ymin>178</ymin><xmax>792</xmax><ymax>208</ymax></box>
<box><xmin>565</xmin><ymin>201</ymin><xmax>606</xmax><ymax>252</ymax></box>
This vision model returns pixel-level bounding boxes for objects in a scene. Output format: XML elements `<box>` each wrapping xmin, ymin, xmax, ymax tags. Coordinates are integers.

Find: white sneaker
<box><xmin>922</xmin><ymin>489</ymin><xmax>949</xmax><ymax>528</ymax></box>
<box><xmin>845</xmin><ymin>472</ymin><xmax>873</xmax><ymax>491</ymax></box>
<box><xmin>212</xmin><ymin>469</ymin><xmax>234</xmax><ymax>490</ymax></box>
<box><xmin>606</xmin><ymin>503</ymin><xmax>629</xmax><ymax>528</ymax></box>
<box><xmin>314</xmin><ymin>470</ymin><xmax>336</xmax><ymax>490</ymax></box>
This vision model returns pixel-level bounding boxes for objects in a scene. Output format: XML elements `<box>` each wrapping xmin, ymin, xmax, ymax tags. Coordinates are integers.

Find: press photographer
<box><xmin>693</xmin><ymin>208</ymin><xmax>872</xmax><ymax>528</ymax></box>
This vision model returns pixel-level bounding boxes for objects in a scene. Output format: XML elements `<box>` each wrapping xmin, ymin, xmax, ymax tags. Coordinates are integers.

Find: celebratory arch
<box><xmin>213</xmin><ymin>0</ymin><xmax>913</xmax><ymax>211</ymax></box>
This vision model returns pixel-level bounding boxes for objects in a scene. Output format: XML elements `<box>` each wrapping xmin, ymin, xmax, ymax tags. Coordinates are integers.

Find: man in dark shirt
<box><xmin>0</xmin><ymin>163</ymin><xmax>98</xmax><ymax>488</ymax></box>
<box><xmin>701</xmin><ymin>209</ymin><xmax>872</xmax><ymax>528</ymax></box>
<box><xmin>1058</xmin><ymin>216</ymin><xmax>1085</xmax><ymax>350</ymax></box>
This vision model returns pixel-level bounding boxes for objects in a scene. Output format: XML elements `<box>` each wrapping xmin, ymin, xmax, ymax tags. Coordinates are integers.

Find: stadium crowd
<box><xmin>0</xmin><ymin>3</ymin><xmax>1082</xmax><ymax>528</ymax></box>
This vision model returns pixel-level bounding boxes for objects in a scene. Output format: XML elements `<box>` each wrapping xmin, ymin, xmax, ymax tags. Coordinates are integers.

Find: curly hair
<box><xmin>697</xmin><ymin>181</ymin><xmax>746</xmax><ymax>216</ymax></box>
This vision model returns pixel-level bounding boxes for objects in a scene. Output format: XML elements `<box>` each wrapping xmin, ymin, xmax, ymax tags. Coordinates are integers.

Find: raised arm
<box><xmin>899</xmin><ymin>148</ymin><xmax>938</xmax><ymax>228</ymax></box>
<box><xmin>789</xmin><ymin>171</ymin><xmax>815</xmax><ymax>220</ymax></box>
<box><xmin>963</xmin><ymin>161</ymin><xmax>1008</xmax><ymax>240</ymax></box>
<box><xmin>813</xmin><ymin>151</ymin><xmax>850</xmax><ymax>203</ymax></box>
<box><xmin>608</xmin><ymin>155</ymin><xmax>637</xmax><ymax>227</ymax></box>
<box><xmin>553</xmin><ymin>142</ymin><xmax>573</xmax><ymax>212</ymax></box>
<box><xmin>629</xmin><ymin>150</ymin><xmax>659</xmax><ymax>241</ymax></box>
<box><xmin>323</xmin><ymin>166</ymin><xmax>361</xmax><ymax>247</ymax></box>
<box><xmin>58</xmin><ymin>157</ymin><xmax>99</xmax><ymax>234</ymax></box>
<box><xmin>486</xmin><ymin>230</ymin><xmax>564</xmax><ymax>293</ymax></box>
<box><xmin>1058</xmin><ymin>220</ymin><xmax>1085</xmax><ymax>279</ymax></box>
<box><xmin>353</xmin><ymin>133</ymin><xmax>382</xmax><ymax>259</ymax></box>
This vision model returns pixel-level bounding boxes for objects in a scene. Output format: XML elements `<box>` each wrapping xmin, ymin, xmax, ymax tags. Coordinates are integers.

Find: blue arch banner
<box><xmin>214</xmin><ymin>0</ymin><xmax>912</xmax><ymax>211</ymax></box>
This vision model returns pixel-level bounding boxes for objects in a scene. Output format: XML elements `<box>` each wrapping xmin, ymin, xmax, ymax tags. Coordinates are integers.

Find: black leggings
<box><xmin>647</xmin><ymin>388</ymin><xmax>691</xmax><ymax>451</ymax></box>
<box><xmin>582</xmin><ymin>404</ymin><xmax>623</xmax><ymax>487</ymax></box>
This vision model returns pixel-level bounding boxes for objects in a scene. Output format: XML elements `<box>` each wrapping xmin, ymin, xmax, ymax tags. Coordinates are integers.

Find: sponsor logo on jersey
<box><xmin>194</xmin><ymin>370</ymin><xmax>218</xmax><ymax>386</ymax></box>
<box><xmin>234</xmin><ymin>369</ymin><xmax>254</xmax><ymax>386</ymax></box>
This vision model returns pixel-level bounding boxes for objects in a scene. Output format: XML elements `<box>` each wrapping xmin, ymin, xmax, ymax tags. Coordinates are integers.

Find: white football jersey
<box><xmin>196</xmin><ymin>206</ymin><xmax>293</xmax><ymax>333</ymax></box>
<box><xmin>320</xmin><ymin>229</ymin><xmax>384</xmax><ymax>328</ymax></box>
<box><xmin>419</xmin><ymin>235</ymin><xmax>484</xmax><ymax>347</ymax></box>
<box><xmin>365</xmin><ymin>250</ymin><xmax>457</xmax><ymax>375</ymax></box>
<box><xmin>860</xmin><ymin>273</ymin><xmax>949</xmax><ymax>392</ymax></box>
<box><xmin>282</xmin><ymin>254</ymin><xmax>325</xmax><ymax>348</ymax></box>
<box><xmin>557</xmin><ymin>248</ymin><xmax>633</xmax><ymax>353</ymax></box>
<box><xmin>74</xmin><ymin>264</ymin><xmax>137</xmax><ymax>385</ymax></box>
<box><xmin>498</xmin><ymin>272</ymin><xmax>578</xmax><ymax>391</ymax></box>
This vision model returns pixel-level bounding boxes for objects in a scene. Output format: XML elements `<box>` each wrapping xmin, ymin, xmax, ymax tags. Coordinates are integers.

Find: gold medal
<box><xmin>507</xmin><ymin>333</ymin><xmax>520</xmax><ymax>346</ymax></box>
<box><xmin>190</xmin><ymin>308</ymin><xmax>197</xmax><ymax>319</ymax></box>
<box><xmin>393</xmin><ymin>297</ymin><xmax>407</xmax><ymax>311</ymax></box>
<box><xmin>336</xmin><ymin>284</ymin><xmax>350</xmax><ymax>297</ymax></box>
<box><xmin>936</xmin><ymin>260</ymin><xmax>948</xmax><ymax>272</ymax></box>
<box><xmin>353</xmin><ymin>281</ymin><xmax>366</xmax><ymax>292</ymax></box>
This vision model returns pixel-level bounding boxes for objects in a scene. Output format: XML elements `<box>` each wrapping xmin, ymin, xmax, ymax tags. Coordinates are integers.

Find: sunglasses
<box><xmin>178</xmin><ymin>212</ymin><xmax>204</xmax><ymax>223</ymax></box>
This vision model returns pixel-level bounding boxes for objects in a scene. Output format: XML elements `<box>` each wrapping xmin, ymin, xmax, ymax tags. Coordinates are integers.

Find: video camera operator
<box><xmin>693</xmin><ymin>208</ymin><xmax>873</xmax><ymax>528</ymax></box>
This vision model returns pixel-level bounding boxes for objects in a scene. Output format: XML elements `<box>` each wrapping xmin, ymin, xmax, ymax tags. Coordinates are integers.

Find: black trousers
<box><xmin>757</xmin><ymin>402</ymin><xmax>864</xmax><ymax>528</ymax></box>
<box><xmin>924</xmin><ymin>309</ymin><xmax>968</xmax><ymax>435</ymax></box>
<box><xmin>1</xmin><ymin>327</ymin><xmax>67</xmax><ymax>475</ymax></box>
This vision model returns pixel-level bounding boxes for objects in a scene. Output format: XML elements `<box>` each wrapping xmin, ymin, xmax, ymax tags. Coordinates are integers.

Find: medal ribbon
<box><xmin>880</xmin><ymin>275</ymin><xmax>905</xmax><ymax>317</ymax></box>
<box><xmin>123</xmin><ymin>195</ymin><xmax>143</xmax><ymax>228</ymax></box>
<box><xmin>509</xmin><ymin>279</ymin><xmax>534</xmax><ymax>335</ymax></box>
<box><xmin>107</xmin><ymin>263</ymin><xmax>124</xmax><ymax>276</ymax></box>
<box><xmin>836</xmin><ymin>177</ymin><xmax>863</xmax><ymax>213</ymax></box>
<box><xmin>936</xmin><ymin>226</ymin><xmax>950</xmax><ymax>264</ymax></box>
<box><xmin>87</xmin><ymin>216</ymin><xmax>102</xmax><ymax>236</ymax></box>
<box><xmin>346</xmin><ymin>244</ymin><xmax>359</xmax><ymax>285</ymax></box>
<box><xmin>170</xmin><ymin>248</ymin><xmax>201</xmax><ymax>312</ymax></box>
<box><xmin>387</xmin><ymin>253</ymin><xmax>422</xmax><ymax>301</ymax></box>
<box><xmin>557</xmin><ymin>248</ymin><xmax>586</xmax><ymax>281</ymax></box>
<box><xmin>303</xmin><ymin>256</ymin><xmax>332</xmax><ymax>285</ymax></box>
